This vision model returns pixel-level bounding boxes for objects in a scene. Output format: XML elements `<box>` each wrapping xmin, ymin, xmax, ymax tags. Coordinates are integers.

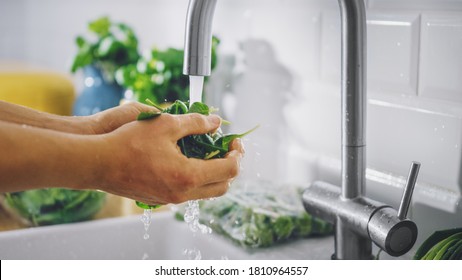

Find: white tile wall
<box><xmin>320</xmin><ymin>11</ymin><xmax>341</xmax><ymax>85</ymax></box>
<box><xmin>369</xmin><ymin>0</ymin><xmax>462</xmax><ymax>10</ymax></box>
<box><xmin>367</xmin><ymin>12</ymin><xmax>420</xmax><ymax>96</ymax></box>
<box><xmin>419</xmin><ymin>13</ymin><xmax>462</xmax><ymax>103</ymax></box>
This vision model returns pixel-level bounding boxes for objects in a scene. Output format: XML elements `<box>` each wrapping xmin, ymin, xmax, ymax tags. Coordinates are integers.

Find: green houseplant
<box><xmin>71</xmin><ymin>16</ymin><xmax>140</xmax><ymax>80</ymax></box>
<box><xmin>115</xmin><ymin>37</ymin><xmax>220</xmax><ymax>104</ymax></box>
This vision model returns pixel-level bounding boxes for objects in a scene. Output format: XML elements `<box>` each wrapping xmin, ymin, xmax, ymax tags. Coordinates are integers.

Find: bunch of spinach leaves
<box><xmin>115</xmin><ymin>37</ymin><xmax>220</xmax><ymax>104</ymax></box>
<box><xmin>135</xmin><ymin>99</ymin><xmax>257</xmax><ymax>209</ymax></box>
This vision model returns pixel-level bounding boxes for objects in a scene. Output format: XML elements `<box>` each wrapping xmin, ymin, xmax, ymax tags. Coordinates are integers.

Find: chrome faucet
<box><xmin>182</xmin><ymin>0</ymin><xmax>420</xmax><ymax>259</ymax></box>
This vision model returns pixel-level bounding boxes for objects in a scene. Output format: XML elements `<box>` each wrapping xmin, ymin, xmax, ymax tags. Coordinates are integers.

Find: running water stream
<box><xmin>184</xmin><ymin>75</ymin><xmax>212</xmax><ymax>235</ymax></box>
<box><xmin>140</xmin><ymin>76</ymin><xmax>211</xmax><ymax>259</ymax></box>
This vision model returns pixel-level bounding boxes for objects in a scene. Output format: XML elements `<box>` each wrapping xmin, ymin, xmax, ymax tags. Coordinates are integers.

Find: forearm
<box><xmin>0</xmin><ymin>100</ymin><xmax>90</xmax><ymax>134</ymax></box>
<box><xmin>0</xmin><ymin>120</ymin><xmax>104</xmax><ymax>193</ymax></box>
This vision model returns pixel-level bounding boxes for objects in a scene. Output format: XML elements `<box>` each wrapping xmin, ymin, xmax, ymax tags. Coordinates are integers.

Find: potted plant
<box><xmin>71</xmin><ymin>16</ymin><xmax>140</xmax><ymax>115</ymax></box>
<box><xmin>115</xmin><ymin>36</ymin><xmax>220</xmax><ymax>104</ymax></box>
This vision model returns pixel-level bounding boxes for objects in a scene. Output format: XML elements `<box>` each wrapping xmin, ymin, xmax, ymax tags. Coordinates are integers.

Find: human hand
<box><xmin>95</xmin><ymin>113</ymin><xmax>244</xmax><ymax>205</ymax></box>
<box><xmin>79</xmin><ymin>102</ymin><xmax>156</xmax><ymax>134</ymax></box>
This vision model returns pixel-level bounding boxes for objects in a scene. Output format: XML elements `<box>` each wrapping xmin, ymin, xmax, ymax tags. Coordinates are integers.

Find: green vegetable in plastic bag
<box><xmin>176</xmin><ymin>180</ymin><xmax>333</xmax><ymax>248</ymax></box>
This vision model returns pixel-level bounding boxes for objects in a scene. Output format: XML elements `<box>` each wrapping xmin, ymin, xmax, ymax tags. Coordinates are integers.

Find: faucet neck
<box><xmin>338</xmin><ymin>0</ymin><xmax>367</xmax><ymax>199</ymax></box>
<box><xmin>337</xmin><ymin>0</ymin><xmax>369</xmax><ymax>259</ymax></box>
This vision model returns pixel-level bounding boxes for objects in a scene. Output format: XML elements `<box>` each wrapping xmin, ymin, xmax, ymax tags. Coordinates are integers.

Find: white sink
<box><xmin>0</xmin><ymin>211</ymin><xmax>334</xmax><ymax>260</ymax></box>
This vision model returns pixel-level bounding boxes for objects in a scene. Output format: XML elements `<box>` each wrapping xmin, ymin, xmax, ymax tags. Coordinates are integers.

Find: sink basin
<box><xmin>0</xmin><ymin>211</ymin><xmax>334</xmax><ymax>259</ymax></box>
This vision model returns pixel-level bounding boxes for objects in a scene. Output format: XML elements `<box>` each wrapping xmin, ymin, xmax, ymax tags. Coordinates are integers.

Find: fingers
<box><xmin>228</xmin><ymin>138</ymin><xmax>245</xmax><ymax>155</ymax></box>
<box><xmin>189</xmin><ymin>145</ymin><xmax>243</xmax><ymax>185</ymax></box>
<box><xmin>185</xmin><ymin>180</ymin><xmax>232</xmax><ymax>201</ymax></box>
<box><xmin>118</xmin><ymin>102</ymin><xmax>160</xmax><ymax>120</ymax></box>
<box><xmin>92</xmin><ymin>102</ymin><xmax>159</xmax><ymax>134</ymax></box>
<box><xmin>170</xmin><ymin>113</ymin><xmax>221</xmax><ymax>139</ymax></box>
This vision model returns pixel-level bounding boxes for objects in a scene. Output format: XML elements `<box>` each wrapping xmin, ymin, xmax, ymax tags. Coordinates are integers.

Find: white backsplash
<box><xmin>1</xmin><ymin>0</ymin><xmax>462</xmax><ymax>246</ymax></box>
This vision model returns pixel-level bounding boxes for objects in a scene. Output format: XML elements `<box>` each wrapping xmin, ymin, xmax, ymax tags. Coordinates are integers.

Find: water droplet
<box><xmin>140</xmin><ymin>209</ymin><xmax>152</xmax><ymax>240</ymax></box>
<box><xmin>183</xmin><ymin>248</ymin><xmax>202</xmax><ymax>260</ymax></box>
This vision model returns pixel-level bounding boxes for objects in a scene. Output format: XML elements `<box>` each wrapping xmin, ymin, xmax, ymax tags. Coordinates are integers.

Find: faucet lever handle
<box><xmin>397</xmin><ymin>161</ymin><xmax>421</xmax><ymax>220</ymax></box>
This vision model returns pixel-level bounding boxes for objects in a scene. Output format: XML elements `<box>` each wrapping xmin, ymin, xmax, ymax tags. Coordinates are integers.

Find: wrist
<box><xmin>83</xmin><ymin>134</ymin><xmax>119</xmax><ymax>193</ymax></box>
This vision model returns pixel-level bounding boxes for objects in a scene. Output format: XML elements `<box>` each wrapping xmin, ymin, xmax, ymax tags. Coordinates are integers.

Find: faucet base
<box><xmin>303</xmin><ymin>181</ymin><xmax>418</xmax><ymax>259</ymax></box>
<box><xmin>335</xmin><ymin>219</ymin><xmax>373</xmax><ymax>260</ymax></box>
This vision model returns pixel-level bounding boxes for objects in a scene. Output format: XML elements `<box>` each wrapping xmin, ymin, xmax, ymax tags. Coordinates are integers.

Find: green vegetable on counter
<box><xmin>414</xmin><ymin>227</ymin><xmax>462</xmax><ymax>260</ymax></box>
<box><xmin>135</xmin><ymin>99</ymin><xmax>258</xmax><ymax>210</ymax></box>
<box><xmin>3</xmin><ymin>189</ymin><xmax>106</xmax><ymax>226</ymax></box>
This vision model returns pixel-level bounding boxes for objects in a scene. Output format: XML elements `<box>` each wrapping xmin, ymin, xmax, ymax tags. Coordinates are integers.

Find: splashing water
<box><xmin>184</xmin><ymin>200</ymin><xmax>212</xmax><ymax>234</ymax></box>
<box><xmin>183</xmin><ymin>248</ymin><xmax>202</xmax><ymax>260</ymax></box>
<box><xmin>182</xmin><ymin>75</ymin><xmax>212</xmax><ymax>236</ymax></box>
<box><xmin>140</xmin><ymin>209</ymin><xmax>152</xmax><ymax>240</ymax></box>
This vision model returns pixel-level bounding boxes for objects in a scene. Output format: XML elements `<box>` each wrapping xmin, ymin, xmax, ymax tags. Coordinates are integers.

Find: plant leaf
<box><xmin>216</xmin><ymin>125</ymin><xmax>260</xmax><ymax>150</ymax></box>
<box><xmin>88</xmin><ymin>16</ymin><xmax>111</xmax><ymax>36</ymax></box>
<box><xmin>135</xmin><ymin>201</ymin><xmax>161</xmax><ymax>210</ymax></box>
<box><xmin>188</xmin><ymin>102</ymin><xmax>210</xmax><ymax>115</ymax></box>
<box><xmin>137</xmin><ymin>111</ymin><xmax>161</xmax><ymax>121</ymax></box>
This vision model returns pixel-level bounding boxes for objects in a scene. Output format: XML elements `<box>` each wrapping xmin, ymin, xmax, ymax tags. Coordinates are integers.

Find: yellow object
<box><xmin>0</xmin><ymin>72</ymin><xmax>75</xmax><ymax>115</ymax></box>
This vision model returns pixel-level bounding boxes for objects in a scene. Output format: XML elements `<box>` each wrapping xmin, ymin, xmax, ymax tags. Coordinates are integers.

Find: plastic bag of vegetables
<box><xmin>414</xmin><ymin>227</ymin><xmax>462</xmax><ymax>260</ymax></box>
<box><xmin>175</xmin><ymin>180</ymin><xmax>333</xmax><ymax>248</ymax></box>
<box><xmin>2</xmin><ymin>189</ymin><xmax>106</xmax><ymax>226</ymax></box>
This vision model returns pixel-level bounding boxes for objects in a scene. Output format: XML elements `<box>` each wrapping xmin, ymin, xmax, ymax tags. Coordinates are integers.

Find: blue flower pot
<box><xmin>73</xmin><ymin>65</ymin><xmax>124</xmax><ymax>116</ymax></box>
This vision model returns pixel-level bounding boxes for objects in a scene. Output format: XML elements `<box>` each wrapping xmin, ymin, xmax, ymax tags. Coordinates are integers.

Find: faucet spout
<box><xmin>183</xmin><ymin>0</ymin><xmax>218</xmax><ymax>76</ymax></box>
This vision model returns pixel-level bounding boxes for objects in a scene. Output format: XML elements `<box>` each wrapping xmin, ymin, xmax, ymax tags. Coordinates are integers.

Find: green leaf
<box><xmin>204</xmin><ymin>150</ymin><xmax>220</xmax><ymax>160</ymax></box>
<box><xmin>164</xmin><ymin>100</ymin><xmax>188</xmax><ymax>115</ymax></box>
<box><xmin>88</xmin><ymin>16</ymin><xmax>111</xmax><ymax>36</ymax></box>
<box><xmin>144</xmin><ymin>98</ymin><xmax>164</xmax><ymax>111</ymax></box>
<box><xmin>215</xmin><ymin>125</ymin><xmax>260</xmax><ymax>150</ymax></box>
<box><xmin>75</xmin><ymin>36</ymin><xmax>87</xmax><ymax>48</ymax></box>
<box><xmin>137</xmin><ymin>111</ymin><xmax>161</xmax><ymax>121</ymax></box>
<box><xmin>414</xmin><ymin>228</ymin><xmax>462</xmax><ymax>260</ymax></box>
<box><xmin>135</xmin><ymin>201</ymin><xmax>162</xmax><ymax>210</ymax></box>
<box><xmin>188</xmin><ymin>102</ymin><xmax>210</xmax><ymax>115</ymax></box>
